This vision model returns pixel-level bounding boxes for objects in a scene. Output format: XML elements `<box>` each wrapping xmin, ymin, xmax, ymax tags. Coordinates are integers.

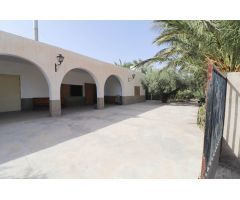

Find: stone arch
<box><xmin>0</xmin><ymin>54</ymin><xmax>51</xmax><ymax>114</ymax></box>
<box><xmin>0</xmin><ymin>54</ymin><xmax>51</xmax><ymax>91</ymax></box>
<box><xmin>59</xmin><ymin>67</ymin><xmax>102</xmax><ymax>114</ymax></box>
<box><xmin>104</xmin><ymin>74</ymin><xmax>123</xmax><ymax>105</ymax></box>
<box><xmin>60</xmin><ymin>67</ymin><xmax>101</xmax><ymax>97</ymax></box>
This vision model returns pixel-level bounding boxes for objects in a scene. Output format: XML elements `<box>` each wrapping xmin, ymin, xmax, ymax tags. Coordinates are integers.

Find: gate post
<box><xmin>200</xmin><ymin>64</ymin><xmax>214</xmax><ymax>178</ymax></box>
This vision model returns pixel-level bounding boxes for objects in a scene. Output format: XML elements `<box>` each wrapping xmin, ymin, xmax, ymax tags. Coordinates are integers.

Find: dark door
<box><xmin>85</xmin><ymin>83</ymin><xmax>97</xmax><ymax>105</ymax></box>
<box><xmin>61</xmin><ymin>84</ymin><xmax>70</xmax><ymax>106</ymax></box>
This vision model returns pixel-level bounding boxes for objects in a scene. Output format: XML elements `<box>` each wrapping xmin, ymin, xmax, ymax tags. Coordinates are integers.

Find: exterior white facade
<box><xmin>0</xmin><ymin>31</ymin><xmax>145</xmax><ymax>116</ymax></box>
<box><xmin>223</xmin><ymin>72</ymin><xmax>240</xmax><ymax>160</ymax></box>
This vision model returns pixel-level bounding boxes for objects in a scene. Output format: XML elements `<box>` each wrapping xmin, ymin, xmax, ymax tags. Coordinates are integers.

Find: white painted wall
<box><xmin>0</xmin><ymin>60</ymin><xmax>49</xmax><ymax>98</ymax></box>
<box><xmin>62</xmin><ymin>69</ymin><xmax>95</xmax><ymax>97</ymax></box>
<box><xmin>223</xmin><ymin>72</ymin><xmax>240</xmax><ymax>159</ymax></box>
<box><xmin>0</xmin><ymin>31</ymin><xmax>145</xmax><ymax>100</ymax></box>
<box><xmin>128</xmin><ymin>73</ymin><xmax>145</xmax><ymax>96</ymax></box>
<box><xmin>104</xmin><ymin>76</ymin><xmax>122</xmax><ymax>96</ymax></box>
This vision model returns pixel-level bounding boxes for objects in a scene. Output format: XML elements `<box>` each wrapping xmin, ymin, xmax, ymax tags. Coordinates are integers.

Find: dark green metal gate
<box><xmin>201</xmin><ymin>67</ymin><xmax>227</xmax><ymax>178</ymax></box>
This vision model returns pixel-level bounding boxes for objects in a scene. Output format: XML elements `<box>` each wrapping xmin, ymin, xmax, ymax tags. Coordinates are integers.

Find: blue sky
<box><xmin>0</xmin><ymin>20</ymin><xmax>162</xmax><ymax>65</ymax></box>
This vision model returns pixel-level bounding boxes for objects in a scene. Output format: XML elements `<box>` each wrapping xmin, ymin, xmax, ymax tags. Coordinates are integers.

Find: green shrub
<box><xmin>193</xmin><ymin>90</ymin><xmax>205</xmax><ymax>100</ymax></box>
<box><xmin>175</xmin><ymin>89</ymin><xmax>194</xmax><ymax>101</ymax></box>
<box><xmin>197</xmin><ymin>104</ymin><xmax>206</xmax><ymax>131</ymax></box>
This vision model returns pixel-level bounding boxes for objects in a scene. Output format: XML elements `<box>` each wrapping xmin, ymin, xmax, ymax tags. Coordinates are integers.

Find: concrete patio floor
<box><xmin>0</xmin><ymin>101</ymin><xmax>203</xmax><ymax>178</ymax></box>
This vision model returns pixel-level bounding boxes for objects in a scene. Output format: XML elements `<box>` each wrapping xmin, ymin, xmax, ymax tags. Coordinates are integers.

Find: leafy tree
<box><xmin>142</xmin><ymin>67</ymin><xmax>187</xmax><ymax>102</ymax></box>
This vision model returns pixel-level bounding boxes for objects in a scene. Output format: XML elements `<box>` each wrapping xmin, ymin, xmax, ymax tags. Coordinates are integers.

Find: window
<box><xmin>134</xmin><ymin>86</ymin><xmax>140</xmax><ymax>96</ymax></box>
<box><xmin>70</xmin><ymin>85</ymin><xmax>83</xmax><ymax>96</ymax></box>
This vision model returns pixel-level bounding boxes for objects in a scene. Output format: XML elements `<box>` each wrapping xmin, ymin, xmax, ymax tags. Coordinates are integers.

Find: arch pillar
<box><xmin>97</xmin><ymin>98</ymin><xmax>104</xmax><ymax>109</ymax></box>
<box><xmin>49</xmin><ymin>99</ymin><xmax>61</xmax><ymax>117</ymax></box>
<box><xmin>49</xmin><ymin>79</ymin><xmax>61</xmax><ymax>117</ymax></box>
<box><xmin>96</xmin><ymin>83</ymin><xmax>104</xmax><ymax>109</ymax></box>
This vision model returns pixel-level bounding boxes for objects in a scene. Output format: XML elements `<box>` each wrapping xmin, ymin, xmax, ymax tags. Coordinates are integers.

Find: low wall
<box><xmin>104</xmin><ymin>96</ymin><xmax>122</xmax><ymax>104</ymax></box>
<box><xmin>21</xmin><ymin>98</ymin><xmax>33</xmax><ymax>110</ymax></box>
<box><xmin>63</xmin><ymin>97</ymin><xmax>85</xmax><ymax>107</ymax></box>
<box><xmin>122</xmin><ymin>96</ymin><xmax>145</xmax><ymax>105</ymax></box>
<box><xmin>222</xmin><ymin>72</ymin><xmax>240</xmax><ymax>161</ymax></box>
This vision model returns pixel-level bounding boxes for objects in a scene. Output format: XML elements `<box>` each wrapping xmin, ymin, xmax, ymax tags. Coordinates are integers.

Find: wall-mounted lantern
<box><xmin>55</xmin><ymin>54</ymin><xmax>64</xmax><ymax>72</ymax></box>
<box><xmin>128</xmin><ymin>73</ymin><xmax>136</xmax><ymax>82</ymax></box>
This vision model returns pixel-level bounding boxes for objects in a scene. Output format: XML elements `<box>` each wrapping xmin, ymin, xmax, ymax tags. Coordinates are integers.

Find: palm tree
<box><xmin>114</xmin><ymin>59</ymin><xmax>132</xmax><ymax>69</ymax></box>
<box><xmin>141</xmin><ymin>20</ymin><xmax>240</xmax><ymax>72</ymax></box>
<box><xmin>114</xmin><ymin>59</ymin><xmax>153</xmax><ymax>74</ymax></box>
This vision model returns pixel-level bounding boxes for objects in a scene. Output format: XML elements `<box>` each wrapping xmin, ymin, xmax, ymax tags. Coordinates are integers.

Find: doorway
<box><xmin>85</xmin><ymin>83</ymin><xmax>97</xmax><ymax>105</ymax></box>
<box><xmin>0</xmin><ymin>74</ymin><xmax>21</xmax><ymax>112</ymax></box>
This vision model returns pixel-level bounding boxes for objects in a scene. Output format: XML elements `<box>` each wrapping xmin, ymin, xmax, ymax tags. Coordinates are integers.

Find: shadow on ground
<box><xmin>215</xmin><ymin>139</ymin><xmax>240</xmax><ymax>178</ymax></box>
<box><xmin>0</xmin><ymin>101</ymin><xmax>168</xmax><ymax>165</ymax></box>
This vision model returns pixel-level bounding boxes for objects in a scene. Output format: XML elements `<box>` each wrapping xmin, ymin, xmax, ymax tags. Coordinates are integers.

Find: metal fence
<box><xmin>202</xmin><ymin>67</ymin><xmax>227</xmax><ymax>178</ymax></box>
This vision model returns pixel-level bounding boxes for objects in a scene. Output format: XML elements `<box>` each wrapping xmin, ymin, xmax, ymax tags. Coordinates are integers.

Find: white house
<box><xmin>0</xmin><ymin>31</ymin><xmax>145</xmax><ymax>116</ymax></box>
